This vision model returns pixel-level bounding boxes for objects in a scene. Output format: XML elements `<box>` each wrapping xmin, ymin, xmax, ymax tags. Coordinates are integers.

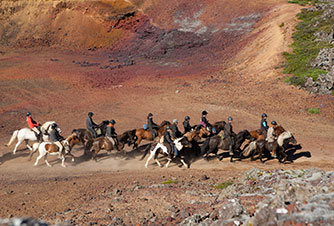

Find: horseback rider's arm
<box><xmin>164</xmin><ymin>132</ymin><xmax>173</xmax><ymax>143</ymax></box>
<box><xmin>86</xmin><ymin>117</ymin><xmax>97</xmax><ymax>129</ymax></box>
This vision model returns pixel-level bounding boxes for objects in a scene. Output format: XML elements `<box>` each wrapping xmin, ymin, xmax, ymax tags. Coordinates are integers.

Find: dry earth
<box><xmin>0</xmin><ymin>0</ymin><xmax>334</xmax><ymax>225</ymax></box>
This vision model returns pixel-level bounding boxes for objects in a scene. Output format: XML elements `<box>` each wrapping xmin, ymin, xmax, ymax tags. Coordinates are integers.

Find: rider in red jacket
<box><xmin>26</xmin><ymin>112</ymin><xmax>41</xmax><ymax>142</ymax></box>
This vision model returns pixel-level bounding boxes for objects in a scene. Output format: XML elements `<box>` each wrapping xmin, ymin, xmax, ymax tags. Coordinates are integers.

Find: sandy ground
<box><xmin>0</xmin><ymin>2</ymin><xmax>334</xmax><ymax>225</ymax></box>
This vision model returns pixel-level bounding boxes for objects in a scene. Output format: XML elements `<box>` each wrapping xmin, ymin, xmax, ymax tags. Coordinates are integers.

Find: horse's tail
<box><xmin>242</xmin><ymin>141</ymin><xmax>256</xmax><ymax>157</ymax></box>
<box><xmin>141</xmin><ymin>143</ymin><xmax>152</xmax><ymax>160</ymax></box>
<box><xmin>6</xmin><ymin>130</ymin><xmax>19</xmax><ymax>147</ymax></box>
<box><xmin>200</xmin><ymin>138</ymin><xmax>210</xmax><ymax>155</ymax></box>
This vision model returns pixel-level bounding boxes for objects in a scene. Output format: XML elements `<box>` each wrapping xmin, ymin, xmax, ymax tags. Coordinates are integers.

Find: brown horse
<box><xmin>133</xmin><ymin>121</ymin><xmax>171</xmax><ymax>148</ymax></box>
<box><xmin>249</xmin><ymin>125</ymin><xmax>286</xmax><ymax>141</ymax></box>
<box><xmin>92</xmin><ymin>137</ymin><xmax>123</xmax><ymax>161</ymax></box>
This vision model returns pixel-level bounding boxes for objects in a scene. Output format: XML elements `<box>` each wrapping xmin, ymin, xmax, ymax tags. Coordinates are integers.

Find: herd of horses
<box><xmin>5</xmin><ymin>119</ymin><xmax>298</xmax><ymax>168</ymax></box>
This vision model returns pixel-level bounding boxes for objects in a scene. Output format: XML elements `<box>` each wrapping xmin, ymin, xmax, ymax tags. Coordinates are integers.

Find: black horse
<box><xmin>200</xmin><ymin>130</ymin><xmax>253</xmax><ymax>162</ymax></box>
<box><xmin>72</xmin><ymin>120</ymin><xmax>109</xmax><ymax>155</ymax></box>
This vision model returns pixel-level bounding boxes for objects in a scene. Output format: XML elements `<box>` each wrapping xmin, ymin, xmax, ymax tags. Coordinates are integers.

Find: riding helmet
<box><xmin>52</xmin><ymin>123</ymin><xmax>57</xmax><ymax>128</ymax></box>
<box><xmin>185</xmin><ymin>116</ymin><xmax>190</xmax><ymax>120</ymax></box>
<box><xmin>110</xmin><ymin>119</ymin><xmax>116</xmax><ymax>124</ymax></box>
<box><xmin>88</xmin><ymin>112</ymin><xmax>94</xmax><ymax>117</ymax></box>
<box><xmin>262</xmin><ymin>113</ymin><xmax>267</xmax><ymax>118</ymax></box>
<box><xmin>26</xmin><ymin>112</ymin><xmax>31</xmax><ymax>116</ymax></box>
<box><xmin>173</xmin><ymin>119</ymin><xmax>178</xmax><ymax>123</ymax></box>
<box><xmin>148</xmin><ymin>113</ymin><xmax>153</xmax><ymax>117</ymax></box>
<box><xmin>202</xmin><ymin>110</ymin><xmax>208</xmax><ymax>115</ymax></box>
<box><xmin>271</xmin><ymin>121</ymin><xmax>277</xmax><ymax>125</ymax></box>
<box><xmin>228</xmin><ymin>116</ymin><xmax>233</xmax><ymax>121</ymax></box>
<box><xmin>166</xmin><ymin>126</ymin><xmax>171</xmax><ymax>130</ymax></box>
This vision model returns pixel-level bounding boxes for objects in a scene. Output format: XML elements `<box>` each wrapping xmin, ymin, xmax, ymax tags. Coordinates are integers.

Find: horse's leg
<box><xmin>180</xmin><ymin>158</ymin><xmax>187</xmax><ymax>168</ymax></box>
<box><xmin>25</xmin><ymin>140</ymin><xmax>33</xmax><ymax>151</ymax></box>
<box><xmin>13</xmin><ymin>139</ymin><xmax>24</xmax><ymax>154</ymax></box>
<box><xmin>165</xmin><ymin>158</ymin><xmax>172</xmax><ymax>168</ymax></box>
<box><xmin>29</xmin><ymin>143</ymin><xmax>38</xmax><ymax>161</ymax></box>
<box><xmin>61</xmin><ymin>154</ymin><xmax>66</xmax><ymax>167</ymax></box>
<box><xmin>145</xmin><ymin>148</ymin><xmax>156</xmax><ymax>168</ymax></box>
<box><xmin>44</xmin><ymin>153</ymin><xmax>52</xmax><ymax>167</ymax></box>
<box><xmin>67</xmin><ymin>153</ymin><xmax>75</xmax><ymax>162</ymax></box>
<box><xmin>34</xmin><ymin>153</ymin><xmax>44</xmax><ymax>166</ymax></box>
<box><xmin>134</xmin><ymin>137</ymin><xmax>142</xmax><ymax>149</ymax></box>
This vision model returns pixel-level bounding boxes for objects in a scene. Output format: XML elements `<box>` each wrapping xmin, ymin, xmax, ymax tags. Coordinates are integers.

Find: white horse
<box><xmin>145</xmin><ymin>137</ymin><xmax>191</xmax><ymax>168</ymax></box>
<box><xmin>33</xmin><ymin>134</ymin><xmax>80</xmax><ymax>167</ymax></box>
<box><xmin>6</xmin><ymin>121</ymin><xmax>61</xmax><ymax>154</ymax></box>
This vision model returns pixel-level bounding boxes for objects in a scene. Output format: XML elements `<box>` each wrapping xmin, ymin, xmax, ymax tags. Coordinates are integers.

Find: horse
<box><xmin>132</xmin><ymin>120</ymin><xmax>171</xmax><ymax>149</ymax></box>
<box><xmin>117</xmin><ymin>129</ymin><xmax>137</xmax><ymax>150</ymax></box>
<box><xmin>143</xmin><ymin>136</ymin><xmax>193</xmax><ymax>168</ymax></box>
<box><xmin>211</xmin><ymin>121</ymin><xmax>227</xmax><ymax>134</ymax></box>
<box><xmin>32</xmin><ymin>134</ymin><xmax>80</xmax><ymax>167</ymax></box>
<box><xmin>71</xmin><ymin>120</ymin><xmax>109</xmax><ymax>155</ymax></box>
<box><xmin>196</xmin><ymin>121</ymin><xmax>226</xmax><ymax>138</ymax></box>
<box><xmin>247</xmin><ymin>131</ymin><xmax>297</xmax><ymax>163</ymax></box>
<box><xmin>200</xmin><ymin>130</ymin><xmax>253</xmax><ymax>162</ymax></box>
<box><xmin>6</xmin><ymin>121</ymin><xmax>61</xmax><ymax>154</ymax></box>
<box><xmin>91</xmin><ymin>134</ymin><xmax>129</xmax><ymax>161</ymax></box>
<box><xmin>243</xmin><ymin>125</ymin><xmax>287</xmax><ymax>157</ymax></box>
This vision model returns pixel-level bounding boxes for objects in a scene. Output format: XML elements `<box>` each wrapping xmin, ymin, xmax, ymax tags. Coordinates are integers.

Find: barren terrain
<box><xmin>0</xmin><ymin>0</ymin><xmax>334</xmax><ymax>225</ymax></box>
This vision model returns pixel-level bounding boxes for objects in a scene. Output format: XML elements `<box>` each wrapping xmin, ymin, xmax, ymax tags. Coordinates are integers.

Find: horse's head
<box><xmin>239</xmin><ymin>130</ymin><xmax>253</xmax><ymax>141</ymax></box>
<box><xmin>175</xmin><ymin>137</ymin><xmax>192</xmax><ymax>150</ymax></box>
<box><xmin>65</xmin><ymin>134</ymin><xmax>80</xmax><ymax>149</ymax></box>
<box><xmin>160</xmin><ymin>120</ymin><xmax>171</xmax><ymax>127</ymax></box>
<box><xmin>278</xmin><ymin>131</ymin><xmax>296</xmax><ymax>146</ymax></box>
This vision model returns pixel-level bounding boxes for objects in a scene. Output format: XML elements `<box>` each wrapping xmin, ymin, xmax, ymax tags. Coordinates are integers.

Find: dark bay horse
<box><xmin>132</xmin><ymin>121</ymin><xmax>171</xmax><ymax>149</ymax></box>
<box><xmin>72</xmin><ymin>120</ymin><xmax>109</xmax><ymax>155</ymax></box>
<box><xmin>200</xmin><ymin>130</ymin><xmax>253</xmax><ymax>162</ymax></box>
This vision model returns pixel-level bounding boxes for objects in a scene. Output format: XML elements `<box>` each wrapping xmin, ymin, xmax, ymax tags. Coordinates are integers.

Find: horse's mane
<box><xmin>160</xmin><ymin>120</ymin><xmax>171</xmax><ymax>127</ymax></box>
<box><xmin>274</xmin><ymin>125</ymin><xmax>286</xmax><ymax>136</ymax></box>
<box><xmin>213</xmin><ymin>121</ymin><xmax>226</xmax><ymax>125</ymax></box>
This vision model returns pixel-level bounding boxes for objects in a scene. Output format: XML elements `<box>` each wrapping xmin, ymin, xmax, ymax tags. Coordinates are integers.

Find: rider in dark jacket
<box><xmin>106</xmin><ymin>119</ymin><xmax>118</xmax><ymax>150</ymax></box>
<box><xmin>260</xmin><ymin>113</ymin><xmax>269</xmax><ymax>135</ymax></box>
<box><xmin>170</xmin><ymin>119</ymin><xmax>182</xmax><ymax>139</ymax></box>
<box><xmin>164</xmin><ymin>126</ymin><xmax>178</xmax><ymax>156</ymax></box>
<box><xmin>224</xmin><ymin>116</ymin><xmax>236</xmax><ymax>155</ymax></box>
<box><xmin>50</xmin><ymin>123</ymin><xmax>64</xmax><ymax>156</ymax></box>
<box><xmin>201</xmin><ymin>110</ymin><xmax>212</xmax><ymax>131</ymax></box>
<box><xmin>147</xmin><ymin>113</ymin><xmax>159</xmax><ymax>139</ymax></box>
<box><xmin>86</xmin><ymin>112</ymin><xmax>98</xmax><ymax>138</ymax></box>
<box><xmin>183</xmin><ymin>116</ymin><xmax>192</xmax><ymax>134</ymax></box>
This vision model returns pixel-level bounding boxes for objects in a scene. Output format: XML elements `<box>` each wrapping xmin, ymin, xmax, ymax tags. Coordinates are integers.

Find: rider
<box><xmin>164</xmin><ymin>126</ymin><xmax>178</xmax><ymax>157</ymax></box>
<box><xmin>200</xmin><ymin>110</ymin><xmax>212</xmax><ymax>132</ymax></box>
<box><xmin>50</xmin><ymin>123</ymin><xmax>65</xmax><ymax>156</ymax></box>
<box><xmin>266</xmin><ymin>121</ymin><xmax>278</xmax><ymax>142</ymax></box>
<box><xmin>26</xmin><ymin>112</ymin><xmax>42</xmax><ymax>142</ymax></box>
<box><xmin>147</xmin><ymin>113</ymin><xmax>159</xmax><ymax>139</ymax></box>
<box><xmin>86</xmin><ymin>112</ymin><xmax>98</xmax><ymax>138</ymax></box>
<box><xmin>106</xmin><ymin>119</ymin><xmax>118</xmax><ymax>150</ymax></box>
<box><xmin>183</xmin><ymin>116</ymin><xmax>192</xmax><ymax>134</ymax></box>
<box><xmin>260</xmin><ymin>113</ymin><xmax>269</xmax><ymax>135</ymax></box>
<box><xmin>170</xmin><ymin>119</ymin><xmax>182</xmax><ymax>139</ymax></box>
<box><xmin>224</xmin><ymin>116</ymin><xmax>236</xmax><ymax>156</ymax></box>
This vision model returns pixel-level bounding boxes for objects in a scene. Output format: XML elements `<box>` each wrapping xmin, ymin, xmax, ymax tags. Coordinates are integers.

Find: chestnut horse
<box><xmin>132</xmin><ymin>121</ymin><xmax>171</xmax><ymax>149</ymax></box>
<box><xmin>91</xmin><ymin>136</ymin><xmax>123</xmax><ymax>161</ymax></box>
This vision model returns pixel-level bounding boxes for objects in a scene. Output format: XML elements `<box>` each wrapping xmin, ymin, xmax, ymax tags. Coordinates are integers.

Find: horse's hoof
<box><xmin>218</xmin><ymin>156</ymin><xmax>223</xmax><ymax>161</ymax></box>
<box><xmin>62</xmin><ymin>165</ymin><xmax>66</xmax><ymax>168</ymax></box>
<box><xmin>72</xmin><ymin>159</ymin><xmax>75</xmax><ymax>162</ymax></box>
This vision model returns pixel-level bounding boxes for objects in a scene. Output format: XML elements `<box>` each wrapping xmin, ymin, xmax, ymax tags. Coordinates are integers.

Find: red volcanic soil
<box><xmin>0</xmin><ymin>0</ymin><xmax>334</xmax><ymax>225</ymax></box>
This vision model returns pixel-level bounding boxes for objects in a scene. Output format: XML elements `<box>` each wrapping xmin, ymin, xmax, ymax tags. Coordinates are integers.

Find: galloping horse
<box><xmin>132</xmin><ymin>121</ymin><xmax>171</xmax><ymax>149</ymax></box>
<box><xmin>200</xmin><ymin>130</ymin><xmax>253</xmax><ymax>162</ymax></box>
<box><xmin>144</xmin><ymin>136</ymin><xmax>192</xmax><ymax>168</ymax></box>
<box><xmin>33</xmin><ymin>134</ymin><xmax>80</xmax><ymax>167</ymax></box>
<box><xmin>243</xmin><ymin>125</ymin><xmax>287</xmax><ymax>157</ymax></box>
<box><xmin>91</xmin><ymin>134</ymin><xmax>128</xmax><ymax>161</ymax></box>
<box><xmin>252</xmin><ymin>131</ymin><xmax>297</xmax><ymax>163</ymax></box>
<box><xmin>71</xmin><ymin>120</ymin><xmax>109</xmax><ymax>155</ymax></box>
<box><xmin>6</xmin><ymin>121</ymin><xmax>61</xmax><ymax>154</ymax></box>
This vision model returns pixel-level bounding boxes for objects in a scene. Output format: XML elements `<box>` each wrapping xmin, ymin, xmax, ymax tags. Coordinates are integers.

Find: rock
<box><xmin>0</xmin><ymin>218</ymin><xmax>49</xmax><ymax>225</ymax></box>
<box><xmin>200</xmin><ymin>174</ymin><xmax>210</xmax><ymax>180</ymax></box>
